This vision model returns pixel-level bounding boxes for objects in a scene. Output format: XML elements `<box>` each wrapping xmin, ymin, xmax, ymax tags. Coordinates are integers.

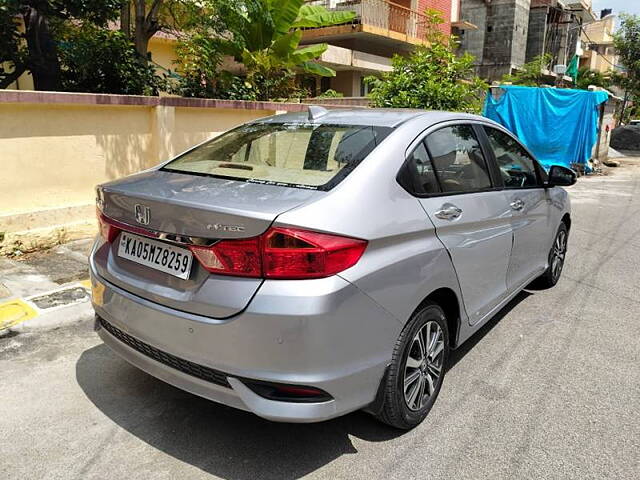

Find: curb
<box><xmin>0</xmin><ymin>279</ymin><xmax>93</xmax><ymax>334</ymax></box>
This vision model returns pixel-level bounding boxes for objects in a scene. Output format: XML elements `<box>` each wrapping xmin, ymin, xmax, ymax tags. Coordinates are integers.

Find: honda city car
<box><xmin>90</xmin><ymin>107</ymin><xmax>576</xmax><ymax>429</ymax></box>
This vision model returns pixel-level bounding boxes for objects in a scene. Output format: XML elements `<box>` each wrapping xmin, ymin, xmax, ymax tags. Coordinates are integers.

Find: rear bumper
<box><xmin>89</xmin><ymin>261</ymin><xmax>400</xmax><ymax>423</ymax></box>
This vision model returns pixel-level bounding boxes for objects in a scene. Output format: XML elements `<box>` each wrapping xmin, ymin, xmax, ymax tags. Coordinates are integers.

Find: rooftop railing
<box><xmin>304</xmin><ymin>0</ymin><xmax>427</xmax><ymax>40</ymax></box>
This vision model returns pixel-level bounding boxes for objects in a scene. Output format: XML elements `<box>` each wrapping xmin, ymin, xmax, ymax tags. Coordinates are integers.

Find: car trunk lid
<box><xmin>94</xmin><ymin>170</ymin><xmax>323</xmax><ymax>318</ymax></box>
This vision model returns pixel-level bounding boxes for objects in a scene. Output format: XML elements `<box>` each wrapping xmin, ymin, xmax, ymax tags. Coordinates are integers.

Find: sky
<box><xmin>592</xmin><ymin>0</ymin><xmax>640</xmax><ymax>16</ymax></box>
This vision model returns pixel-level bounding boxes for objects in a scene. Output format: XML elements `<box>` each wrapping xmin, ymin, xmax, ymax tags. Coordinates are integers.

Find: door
<box><xmin>409</xmin><ymin>124</ymin><xmax>513</xmax><ymax>325</ymax></box>
<box><xmin>481</xmin><ymin>126</ymin><xmax>551</xmax><ymax>291</ymax></box>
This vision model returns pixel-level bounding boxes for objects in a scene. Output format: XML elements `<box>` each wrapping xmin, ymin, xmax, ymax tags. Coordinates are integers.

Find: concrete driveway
<box><xmin>1</xmin><ymin>160</ymin><xmax>639</xmax><ymax>480</ymax></box>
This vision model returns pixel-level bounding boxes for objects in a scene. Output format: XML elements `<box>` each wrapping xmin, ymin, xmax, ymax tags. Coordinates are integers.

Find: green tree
<box><xmin>0</xmin><ymin>0</ymin><xmax>121</xmax><ymax>90</ymax></box>
<box><xmin>613</xmin><ymin>14</ymin><xmax>640</xmax><ymax>121</ymax></box>
<box><xmin>0</xmin><ymin>1</ymin><xmax>25</xmax><ymax>88</ymax></box>
<box><xmin>58</xmin><ymin>23</ymin><xmax>164</xmax><ymax>95</ymax></box>
<box><xmin>119</xmin><ymin>1</ymin><xmax>197</xmax><ymax>66</ymax></box>
<box><xmin>501</xmin><ymin>54</ymin><xmax>553</xmax><ymax>87</ymax></box>
<box><xmin>215</xmin><ymin>0</ymin><xmax>356</xmax><ymax>100</ymax></box>
<box><xmin>575</xmin><ymin>67</ymin><xmax>611</xmax><ymax>90</ymax></box>
<box><xmin>366</xmin><ymin>10</ymin><xmax>487</xmax><ymax>113</ymax></box>
<box><xmin>169</xmin><ymin>0</ymin><xmax>250</xmax><ymax>98</ymax></box>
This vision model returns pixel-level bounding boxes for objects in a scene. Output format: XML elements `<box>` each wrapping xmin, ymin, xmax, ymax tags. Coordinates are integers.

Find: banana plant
<box><xmin>227</xmin><ymin>0</ymin><xmax>356</xmax><ymax>79</ymax></box>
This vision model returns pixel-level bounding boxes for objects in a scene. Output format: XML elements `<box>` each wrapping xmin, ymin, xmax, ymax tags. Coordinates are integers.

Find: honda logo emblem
<box><xmin>134</xmin><ymin>204</ymin><xmax>150</xmax><ymax>225</ymax></box>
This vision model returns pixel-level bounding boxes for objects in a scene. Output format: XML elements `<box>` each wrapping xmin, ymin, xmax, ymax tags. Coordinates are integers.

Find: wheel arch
<box><xmin>415</xmin><ymin>287</ymin><xmax>462</xmax><ymax>349</ymax></box>
<box><xmin>561</xmin><ymin>212</ymin><xmax>571</xmax><ymax>231</ymax></box>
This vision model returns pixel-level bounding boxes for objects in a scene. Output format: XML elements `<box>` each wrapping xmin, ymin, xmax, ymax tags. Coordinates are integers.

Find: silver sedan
<box><xmin>90</xmin><ymin>107</ymin><xmax>575</xmax><ymax>429</ymax></box>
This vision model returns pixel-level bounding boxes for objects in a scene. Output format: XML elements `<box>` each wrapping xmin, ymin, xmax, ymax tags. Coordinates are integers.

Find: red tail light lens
<box><xmin>97</xmin><ymin>210</ymin><xmax>120</xmax><ymax>243</ymax></box>
<box><xmin>190</xmin><ymin>238</ymin><xmax>262</xmax><ymax>277</ymax></box>
<box><xmin>97</xmin><ymin>210</ymin><xmax>366</xmax><ymax>280</ymax></box>
<box><xmin>262</xmin><ymin>228</ymin><xmax>367</xmax><ymax>279</ymax></box>
<box><xmin>189</xmin><ymin>228</ymin><xmax>367</xmax><ymax>279</ymax></box>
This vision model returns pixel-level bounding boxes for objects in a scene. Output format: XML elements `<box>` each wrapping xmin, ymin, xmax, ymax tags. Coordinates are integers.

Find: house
<box><xmin>579</xmin><ymin>9</ymin><xmax>619</xmax><ymax>74</ymax></box>
<box><xmin>298</xmin><ymin>0</ymin><xmax>468</xmax><ymax>96</ymax></box>
<box><xmin>457</xmin><ymin>0</ymin><xmax>596</xmax><ymax>82</ymax></box>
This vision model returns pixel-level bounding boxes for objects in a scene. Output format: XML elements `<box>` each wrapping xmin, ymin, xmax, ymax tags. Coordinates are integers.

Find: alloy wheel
<box><xmin>403</xmin><ymin>320</ymin><xmax>445</xmax><ymax>411</ymax></box>
<box><xmin>551</xmin><ymin>230</ymin><xmax>567</xmax><ymax>282</ymax></box>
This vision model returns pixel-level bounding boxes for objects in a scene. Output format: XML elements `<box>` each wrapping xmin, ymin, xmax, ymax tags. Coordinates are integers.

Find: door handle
<box><xmin>435</xmin><ymin>204</ymin><xmax>462</xmax><ymax>220</ymax></box>
<box><xmin>510</xmin><ymin>199</ymin><xmax>525</xmax><ymax>211</ymax></box>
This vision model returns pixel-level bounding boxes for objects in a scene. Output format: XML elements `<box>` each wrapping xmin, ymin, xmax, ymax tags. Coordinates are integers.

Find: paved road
<box><xmin>2</xmin><ymin>161</ymin><xmax>639</xmax><ymax>480</ymax></box>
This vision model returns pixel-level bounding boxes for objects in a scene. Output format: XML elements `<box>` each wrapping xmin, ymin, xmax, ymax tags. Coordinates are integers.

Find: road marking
<box><xmin>0</xmin><ymin>279</ymin><xmax>92</xmax><ymax>331</ymax></box>
<box><xmin>0</xmin><ymin>299</ymin><xmax>38</xmax><ymax>330</ymax></box>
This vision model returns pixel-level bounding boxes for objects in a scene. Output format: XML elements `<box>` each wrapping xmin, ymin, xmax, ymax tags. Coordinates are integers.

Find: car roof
<box><xmin>253</xmin><ymin>108</ymin><xmax>489</xmax><ymax>128</ymax></box>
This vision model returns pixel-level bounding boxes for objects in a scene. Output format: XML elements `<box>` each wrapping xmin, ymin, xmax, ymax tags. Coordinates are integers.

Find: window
<box><xmin>425</xmin><ymin>125</ymin><xmax>492</xmax><ymax>193</ymax></box>
<box><xmin>320</xmin><ymin>76</ymin><xmax>331</xmax><ymax>92</ymax></box>
<box><xmin>163</xmin><ymin>123</ymin><xmax>393</xmax><ymax>190</ymax></box>
<box><xmin>400</xmin><ymin>142</ymin><xmax>440</xmax><ymax>195</ymax></box>
<box><xmin>484</xmin><ymin>127</ymin><xmax>539</xmax><ymax>188</ymax></box>
<box><xmin>360</xmin><ymin>76</ymin><xmax>373</xmax><ymax>97</ymax></box>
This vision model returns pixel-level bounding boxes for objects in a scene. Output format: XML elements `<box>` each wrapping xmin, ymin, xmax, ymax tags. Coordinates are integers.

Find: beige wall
<box><xmin>582</xmin><ymin>15</ymin><xmax>615</xmax><ymax>44</ymax></box>
<box><xmin>0</xmin><ymin>103</ymin><xmax>153</xmax><ymax>216</ymax></box>
<box><xmin>332</xmin><ymin>71</ymin><xmax>362</xmax><ymax>96</ymax></box>
<box><xmin>0</xmin><ymin>91</ymin><xmax>302</xmax><ymax>253</ymax></box>
<box><xmin>149</xmin><ymin>37</ymin><xmax>179</xmax><ymax>75</ymax></box>
<box><xmin>0</xmin><ymin>102</ymin><xmax>275</xmax><ymax>218</ymax></box>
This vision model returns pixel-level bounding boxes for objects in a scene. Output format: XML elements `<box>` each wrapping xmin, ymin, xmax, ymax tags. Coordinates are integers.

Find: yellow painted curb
<box><xmin>0</xmin><ymin>299</ymin><xmax>38</xmax><ymax>330</ymax></box>
<box><xmin>79</xmin><ymin>279</ymin><xmax>92</xmax><ymax>290</ymax></box>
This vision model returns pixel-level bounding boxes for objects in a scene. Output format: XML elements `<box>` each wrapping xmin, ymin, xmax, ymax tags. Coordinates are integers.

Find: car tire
<box><xmin>535</xmin><ymin>222</ymin><xmax>569</xmax><ymax>289</ymax></box>
<box><xmin>375</xmin><ymin>302</ymin><xmax>449</xmax><ymax>430</ymax></box>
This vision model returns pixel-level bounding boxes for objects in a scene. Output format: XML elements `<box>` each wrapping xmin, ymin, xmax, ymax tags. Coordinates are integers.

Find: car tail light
<box><xmin>262</xmin><ymin>227</ymin><xmax>367</xmax><ymax>279</ymax></box>
<box><xmin>190</xmin><ymin>227</ymin><xmax>367</xmax><ymax>279</ymax></box>
<box><xmin>190</xmin><ymin>239</ymin><xmax>262</xmax><ymax>278</ymax></box>
<box><xmin>97</xmin><ymin>210</ymin><xmax>120</xmax><ymax>243</ymax></box>
<box><xmin>97</xmin><ymin>210</ymin><xmax>367</xmax><ymax>280</ymax></box>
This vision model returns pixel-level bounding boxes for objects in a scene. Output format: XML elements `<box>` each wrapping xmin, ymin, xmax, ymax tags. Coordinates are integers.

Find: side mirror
<box><xmin>546</xmin><ymin>165</ymin><xmax>577</xmax><ymax>187</ymax></box>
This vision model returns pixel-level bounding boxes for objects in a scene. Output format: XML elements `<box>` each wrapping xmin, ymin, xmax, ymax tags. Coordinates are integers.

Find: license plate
<box><xmin>117</xmin><ymin>232</ymin><xmax>193</xmax><ymax>280</ymax></box>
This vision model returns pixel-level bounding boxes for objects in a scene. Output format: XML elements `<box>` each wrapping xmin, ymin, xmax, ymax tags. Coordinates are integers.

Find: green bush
<box><xmin>59</xmin><ymin>25</ymin><xmax>164</xmax><ymax>95</ymax></box>
<box><xmin>316</xmin><ymin>89</ymin><xmax>343</xmax><ymax>98</ymax></box>
<box><xmin>366</xmin><ymin>9</ymin><xmax>487</xmax><ymax>113</ymax></box>
<box><xmin>366</xmin><ymin>46</ymin><xmax>487</xmax><ymax>113</ymax></box>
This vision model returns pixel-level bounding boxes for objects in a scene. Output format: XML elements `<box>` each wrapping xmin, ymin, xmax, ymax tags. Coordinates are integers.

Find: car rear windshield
<box><xmin>162</xmin><ymin>123</ymin><xmax>393</xmax><ymax>190</ymax></box>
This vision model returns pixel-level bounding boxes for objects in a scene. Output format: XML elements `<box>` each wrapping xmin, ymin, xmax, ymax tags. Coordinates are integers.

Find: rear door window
<box><xmin>163</xmin><ymin>123</ymin><xmax>393</xmax><ymax>190</ymax></box>
<box><xmin>425</xmin><ymin>125</ymin><xmax>493</xmax><ymax>193</ymax></box>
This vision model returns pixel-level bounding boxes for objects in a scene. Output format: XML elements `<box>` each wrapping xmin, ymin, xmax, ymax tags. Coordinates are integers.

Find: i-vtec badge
<box><xmin>207</xmin><ymin>223</ymin><xmax>245</xmax><ymax>232</ymax></box>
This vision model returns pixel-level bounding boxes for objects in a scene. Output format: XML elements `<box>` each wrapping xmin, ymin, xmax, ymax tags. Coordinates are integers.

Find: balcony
<box><xmin>300</xmin><ymin>0</ymin><xmax>429</xmax><ymax>55</ymax></box>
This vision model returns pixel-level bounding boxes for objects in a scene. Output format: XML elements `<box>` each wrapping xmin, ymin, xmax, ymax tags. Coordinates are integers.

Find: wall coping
<box><xmin>0</xmin><ymin>89</ymin><xmax>361</xmax><ymax>111</ymax></box>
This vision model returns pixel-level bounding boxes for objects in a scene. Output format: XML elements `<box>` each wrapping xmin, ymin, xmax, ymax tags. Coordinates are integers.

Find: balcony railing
<box><xmin>304</xmin><ymin>0</ymin><xmax>427</xmax><ymax>40</ymax></box>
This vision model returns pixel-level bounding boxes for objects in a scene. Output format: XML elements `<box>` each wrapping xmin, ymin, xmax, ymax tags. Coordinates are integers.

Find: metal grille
<box><xmin>98</xmin><ymin>316</ymin><xmax>230</xmax><ymax>388</ymax></box>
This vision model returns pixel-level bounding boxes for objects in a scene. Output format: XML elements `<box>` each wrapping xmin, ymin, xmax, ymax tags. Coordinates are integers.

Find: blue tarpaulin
<box><xmin>483</xmin><ymin>86</ymin><xmax>609</xmax><ymax>171</ymax></box>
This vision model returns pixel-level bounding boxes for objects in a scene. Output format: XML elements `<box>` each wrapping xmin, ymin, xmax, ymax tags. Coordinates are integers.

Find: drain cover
<box><xmin>30</xmin><ymin>287</ymin><xmax>89</xmax><ymax>309</ymax></box>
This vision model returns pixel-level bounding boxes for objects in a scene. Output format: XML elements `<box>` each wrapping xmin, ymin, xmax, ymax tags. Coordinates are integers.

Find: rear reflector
<box><xmin>244</xmin><ymin>381</ymin><xmax>333</xmax><ymax>403</ymax></box>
